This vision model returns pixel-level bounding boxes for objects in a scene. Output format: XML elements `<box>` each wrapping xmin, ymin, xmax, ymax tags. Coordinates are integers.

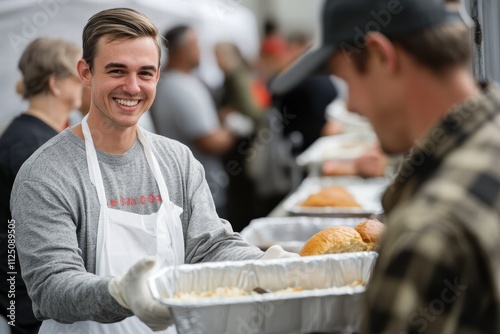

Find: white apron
<box><xmin>39</xmin><ymin>115</ymin><xmax>184</xmax><ymax>334</ymax></box>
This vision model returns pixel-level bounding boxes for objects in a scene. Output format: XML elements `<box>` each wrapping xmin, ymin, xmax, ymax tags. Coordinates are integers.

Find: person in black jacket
<box><xmin>0</xmin><ymin>37</ymin><xmax>82</xmax><ymax>334</ymax></box>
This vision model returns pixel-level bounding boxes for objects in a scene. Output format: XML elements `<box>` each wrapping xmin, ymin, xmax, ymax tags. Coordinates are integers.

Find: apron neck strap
<box><xmin>136</xmin><ymin>127</ymin><xmax>172</xmax><ymax>203</ymax></box>
<box><xmin>82</xmin><ymin>114</ymin><xmax>107</xmax><ymax>207</ymax></box>
<box><xmin>81</xmin><ymin>114</ymin><xmax>172</xmax><ymax>207</ymax></box>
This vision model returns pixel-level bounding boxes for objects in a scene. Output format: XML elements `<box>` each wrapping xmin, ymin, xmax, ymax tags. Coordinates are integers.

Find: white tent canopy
<box><xmin>0</xmin><ymin>0</ymin><xmax>260</xmax><ymax>133</ymax></box>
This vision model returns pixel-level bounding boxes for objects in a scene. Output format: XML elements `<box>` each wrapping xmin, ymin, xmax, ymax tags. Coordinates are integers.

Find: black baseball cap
<box><xmin>270</xmin><ymin>0</ymin><xmax>472</xmax><ymax>94</ymax></box>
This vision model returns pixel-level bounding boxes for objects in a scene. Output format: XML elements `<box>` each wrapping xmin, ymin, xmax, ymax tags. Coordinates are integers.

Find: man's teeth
<box><xmin>115</xmin><ymin>99</ymin><xmax>139</xmax><ymax>107</ymax></box>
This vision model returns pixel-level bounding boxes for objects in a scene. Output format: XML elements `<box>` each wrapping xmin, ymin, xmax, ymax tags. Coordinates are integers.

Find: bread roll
<box><xmin>299</xmin><ymin>226</ymin><xmax>367</xmax><ymax>256</ymax></box>
<box><xmin>300</xmin><ymin>219</ymin><xmax>385</xmax><ymax>256</ymax></box>
<box><xmin>301</xmin><ymin>186</ymin><xmax>360</xmax><ymax>208</ymax></box>
<box><xmin>354</xmin><ymin>219</ymin><xmax>385</xmax><ymax>251</ymax></box>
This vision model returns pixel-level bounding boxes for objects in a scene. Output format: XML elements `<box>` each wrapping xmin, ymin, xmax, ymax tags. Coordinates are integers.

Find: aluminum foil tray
<box><xmin>282</xmin><ymin>176</ymin><xmax>387</xmax><ymax>217</ymax></box>
<box><xmin>241</xmin><ymin>216</ymin><xmax>369</xmax><ymax>253</ymax></box>
<box><xmin>296</xmin><ymin>132</ymin><xmax>376</xmax><ymax>166</ymax></box>
<box><xmin>149</xmin><ymin>252</ymin><xmax>377</xmax><ymax>334</ymax></box>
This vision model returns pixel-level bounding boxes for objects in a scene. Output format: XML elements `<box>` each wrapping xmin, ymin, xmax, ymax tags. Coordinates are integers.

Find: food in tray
<box><xmin>300</xmin><ymin>219</ymin><xmax>385</xmax><ymax>256</ymax></box>
<box><xmin>172</xmin><ymin>281</ymin><xmax>365</xmax><ymax>300</ymax></box>
<box><xmin>301</xmin><ymin>185</ymin><xmax>360</xmax><ymax>207</ymax></box>
<box><xmin>174</xmin><ymin>287</ymin><xmax>254</xmax><ymax>299</ymax></box>
<box><xmin>173</xmin><ymin>287</ymin><xmax>305</xmax><ymax>300</ymax></box>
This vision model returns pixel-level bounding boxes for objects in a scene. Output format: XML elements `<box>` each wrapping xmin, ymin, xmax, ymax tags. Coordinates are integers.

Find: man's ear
<box><xmin>77</xmin><ymin>58</ymin><xmax>92</xmax><ymax>87</ymax></box>
<box><xmin>365</xmin><ymin>32</ymin><xmax>398</xmax><ymax>73</ymax></box>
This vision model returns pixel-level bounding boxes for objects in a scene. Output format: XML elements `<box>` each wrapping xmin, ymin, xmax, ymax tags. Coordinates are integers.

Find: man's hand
<box><xmin>108</xmin><ymin>257</ymin><xmax>173</xmax><ymax>331</ymax></box>
<box><xmin>261</xmin><ymin>245</ymin><xmax>299</xmax><ymax>260</ymax></box>
<box><xmin>354</xmin><ymin>146</ymin><xmax>387</xmax><ymax>178</ymax></box>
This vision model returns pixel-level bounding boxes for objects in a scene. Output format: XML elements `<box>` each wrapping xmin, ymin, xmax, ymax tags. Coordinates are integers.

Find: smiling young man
<box><xmin>272</xmin><ymin>0</ymin><xmax>500</xmax><ymax>333</ymax></box>
<box><xmin>10</xmin><ymin>8</ymin><xmax>295</xmax><ymax>334</ymax></box>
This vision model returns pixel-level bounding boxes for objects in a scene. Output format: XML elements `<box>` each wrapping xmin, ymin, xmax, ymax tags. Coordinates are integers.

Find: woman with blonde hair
<box><xmin>0</xmin><ymin>36</ymin><xmax>82</xmax><ymax>334</ymax></box>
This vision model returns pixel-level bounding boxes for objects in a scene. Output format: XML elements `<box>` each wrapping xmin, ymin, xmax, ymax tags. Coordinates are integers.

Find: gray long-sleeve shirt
<box><xmin>10</xmin><ymin>128</ymin><xmax>263</xmax><ymax>324</ymax></box>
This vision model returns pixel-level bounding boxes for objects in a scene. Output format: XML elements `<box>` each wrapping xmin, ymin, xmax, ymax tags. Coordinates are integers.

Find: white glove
<box><xmin>224</xmin><ymin>111</ymin><xmax>255</xmax><ymax>137</ymax></box>
<box><xmin>260</xmin><ymin>245</ymin><xmax>299</xmax><ymax>260</ymax></box>
<box><xmin>108</xmin><ymin>257</ymin><xmax>173</xmax><ymax>331</ymax></box>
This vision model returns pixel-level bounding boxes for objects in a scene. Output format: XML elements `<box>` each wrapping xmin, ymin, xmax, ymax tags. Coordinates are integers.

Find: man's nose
<box><xmin>122</xmin><ymin>74</ymin><xmax>140</xmax><ymax>95</ymax></box>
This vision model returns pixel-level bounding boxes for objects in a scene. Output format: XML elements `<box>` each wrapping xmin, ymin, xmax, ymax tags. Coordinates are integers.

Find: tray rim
<box><xmin>282</xmin><ymin>176</ymin><xmax>387</xmax><ymax>216</ymax></box>
<box><xmin>148</xmin><ymin>252</ymin><xmax>378</xmax><ymax>308</ymax></box>
<box><xmin>241</xmin><ymin>216</ymin><xmax>371</xmax><ymax>250</ymax></box>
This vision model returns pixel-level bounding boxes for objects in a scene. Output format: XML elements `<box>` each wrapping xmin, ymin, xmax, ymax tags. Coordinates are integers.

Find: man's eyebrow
<box><xmin>104</xmin><ymin>62</ymin><xmax>127</xmax><ymax>69</ymax></box>
<box><xmin>104</xmin><ymin>63</ymin><xmax>157</xmax><ymax>72</ymax></box>
<box><xmin>140</xmin><ymin>65</ymin><xmax>158</xmax><ymax>72</ymax></box>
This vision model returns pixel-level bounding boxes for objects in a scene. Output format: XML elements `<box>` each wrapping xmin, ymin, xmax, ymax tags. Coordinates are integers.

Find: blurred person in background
<box><xmin>0</xmin><ymin>36</ymin><xmax>82</xmax><ymax>334</ymax></box>
<box><xmin>11</xmin><ymin>9</ymin><xmax>296</xmax><ymax>334</ymax></box>
<box><xmin>258</xmin><ymin>18</ymin><xmax>290</xmax><ymax>84</ymax></box>
<box><xmin>263</xmin><ymin>18</ymin><xmax>282</xmax><ymax>42</ymax></box>
<box><xmin>250</xmin><ymin>74</ymin><xmax>338</xmax><ymax>217</ymax></box>
<box><xmin>272</xmin><ymin>0</ymin><xmax>500</xmax><ymax>332</ymax></box>
<box><xmin>261</xmin><ymin>26</ymin><xmax>341</xmax><ymax>151</ymax></box>
<box><xmin>215</xmin><ymin>42</ymin><xmax>262</xmax><ymax>124</ymax></box>
<box><xmin>151</xmin><ymin>25</ymin><xmax>237</xmax><ymax>217</ymax></box>
<box><xmin>214</xmin><ymin>42</ymin><xmax>263</xmax><ymax>231</ymax></box>
<box><xmin>273</xmin><ymin>76</ymin><xmax>339</xmax><ymax>154</ymax></box>
<box><xmin>250</xmin><ymin>25</ymin><xmax>339</xmax><ymax>217</ymax></box>
<box><xmin>274</xmin><ymin>31</ymin><xmax>341</xmax><ymax>153</ymax></box>
<box><xmin>287</xmin><ymin>31</ymin><xmax>312</xmax><ymax>61</ymax></box>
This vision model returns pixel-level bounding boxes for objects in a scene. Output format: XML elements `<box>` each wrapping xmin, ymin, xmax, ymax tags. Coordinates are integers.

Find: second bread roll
<box><xmin>299</xmin><ymin>219</ymin><xmax>385</xmax><ymax>256</ymax></box>
<box><xmin>299</xmin><ymin>226</ymin><xmax>367</xmax><ymax>256</ymax></box>
<box><xmin>354</xmin><ymin>219</ymin><xmax>386</xmax><ymax>251</ymax></box>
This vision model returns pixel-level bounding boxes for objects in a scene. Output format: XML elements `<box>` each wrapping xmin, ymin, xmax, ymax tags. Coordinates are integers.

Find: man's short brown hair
<box><xmin>351</xmin><ymin>22</ymin><xmax>472</xmax><ymax>74</ymax></box>
<box><xmin>82</xmin><ymin>8</ymin><xmax>161</xmax><ymax>71</ymax></box>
